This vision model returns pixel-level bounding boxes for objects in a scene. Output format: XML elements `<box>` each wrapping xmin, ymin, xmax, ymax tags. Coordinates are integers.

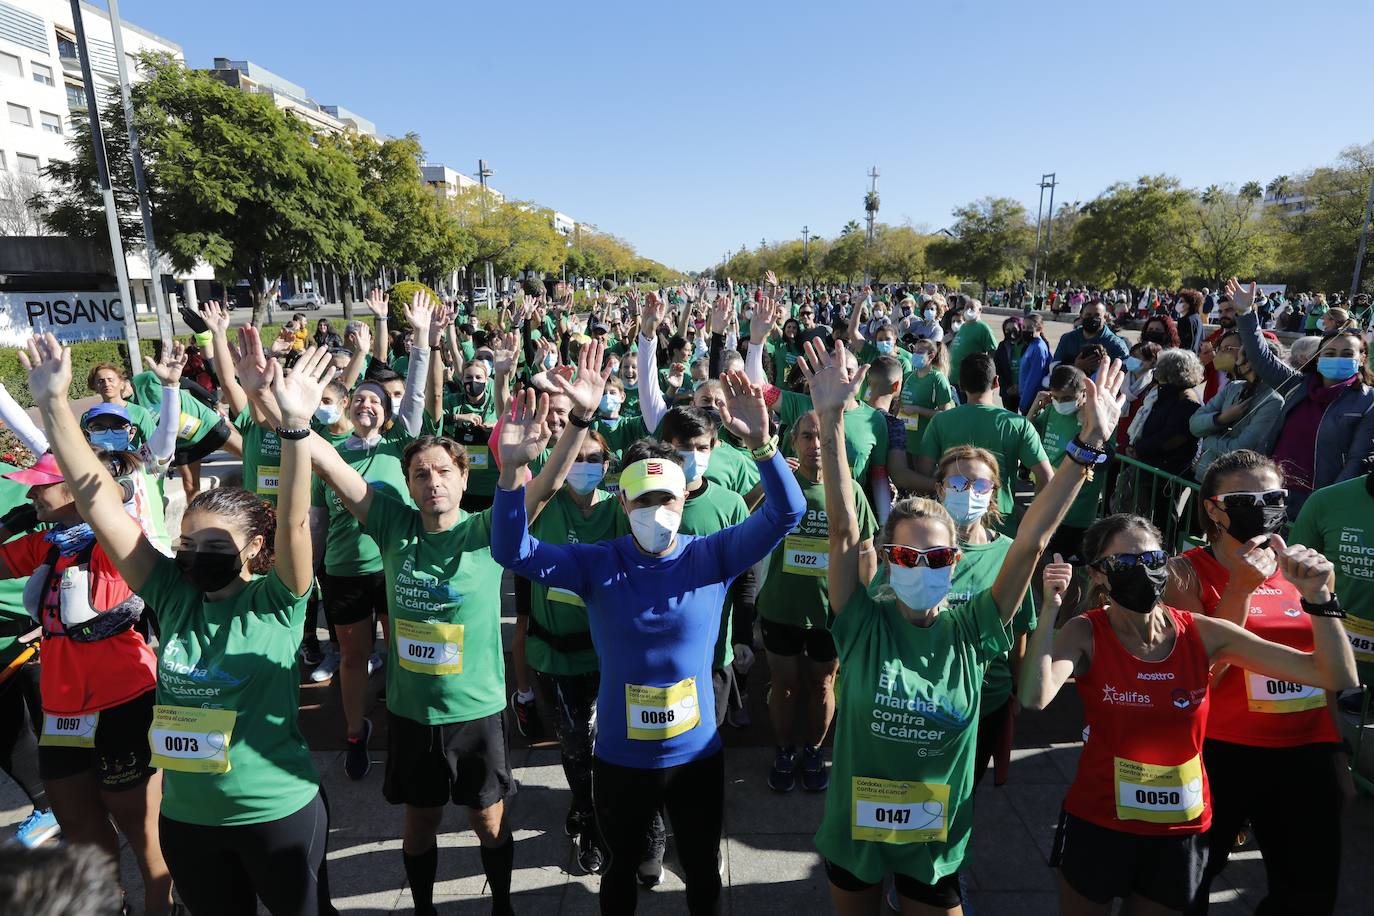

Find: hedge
<box><xmin>385</xmin><ymin>281</ymin><xmax>441</xmax><ymax>334</ymax></box>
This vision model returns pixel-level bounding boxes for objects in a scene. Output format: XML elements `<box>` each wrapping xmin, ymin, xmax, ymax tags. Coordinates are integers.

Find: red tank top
<box><xmin>1182</xmin><ymin>547</ymin><xmax>1338</xmax><ymax>748</ymax></box>
<box><xmin>1064</xmin><ymin>607</ymin><xmax>1212</xmax><ymax>836</ymax></box>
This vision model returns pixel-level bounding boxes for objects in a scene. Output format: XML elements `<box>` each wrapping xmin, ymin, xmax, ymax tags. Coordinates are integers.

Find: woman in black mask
<box><xmin>1019</xmin><ymin>509</ymin><xmax>1356</xmax><ymax>916</ymax></box>
<box><xmin>1140</xmin><ymin>314</ymin><xmax>1181</xmax><ymax>349</ymax></box>
<box><xmin>1164</xmin><ymin>449</ymin><xmax>1349</xmax><ymax>916</ymax></box>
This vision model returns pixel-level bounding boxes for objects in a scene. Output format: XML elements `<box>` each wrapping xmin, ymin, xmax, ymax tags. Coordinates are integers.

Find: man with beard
<box><xmin>1051</xmin><ymin>299</ymin><xmax>1130</xmax><ymax>365</ymax></box>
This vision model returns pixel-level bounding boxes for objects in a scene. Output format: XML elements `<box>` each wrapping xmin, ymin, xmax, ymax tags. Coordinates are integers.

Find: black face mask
<box><xmin>176</xmin><ymin>549</ymin><xmax>244</xmax><ymax>592</ymax></box>
<box><xmin>464</xmin><ymin>380</ymin><xmax>487</xmax><ymax>401</ymax></box>
<box><xmin>1142</xmin><ymin>329</ymin><xmax>1167</xmax><ymax>345</ymax></box>
<box><xmin>1082</xmin><ymin>317</ymin><xmax>1104</xmax><ymax>335</ymax></box>
<box><xmin>1104</xmin><ymin>564</ymin><xmax>1169</xmax><ymax>614</ymax></box>
<box><xmin>1220</xmin><ymin>503</ymin><xmax>1287</xmax><ymax>543</ymax></box>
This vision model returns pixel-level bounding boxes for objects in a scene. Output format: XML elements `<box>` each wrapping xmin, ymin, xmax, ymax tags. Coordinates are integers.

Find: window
<box><xmin>0</xmin><ymin>52</ymin><xmax>20</xmax><ymax>78</ymax></box>
<box><xmin>66</xmin><ymin>83</ymin><xmax>86</xmax><ymax>109</ymax></box>
<box><xmin>7</xmin><ymin>103</ymin><xmax>31</xmax><ymax>127</ymax></box>
<box><xmin>31</xmin><ymin>63</ymin><xmax>53</xmax><ymax>86</ymax></box>
<box><xmin>56</xmin><ymin>37</ymin><xmax>78</xmax><ymax>60</ymax></box>
<box><xmin>16</xmin><ymin>154</ymin><xmax>39</xmax><ymax>175</ymax></box>
<box><xmin>39</xmin><ymin>111</ymin><xmax>61</xmax><ymax>135</ymax></box>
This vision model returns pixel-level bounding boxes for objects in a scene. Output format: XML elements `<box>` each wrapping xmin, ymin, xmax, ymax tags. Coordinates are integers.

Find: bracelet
<box><xmin>1064</xmin><ymin>437</ymin><xmax>1109</xmax><ymax>467</ymax></box>
<box><xmin>1300</xmin><ymin>595</ymin><xmax>1346</xmax><ymax>619</ymax></box>
<box><xmin>749</xmin><ymin>436</ymin><xmax>780</xmax><ymax>461</ymax></box>
<box><xmin>567</xmin><ymin>412</ymin><xmax>595</xmax><ymax>430</ymax></box>
<box><xmin>276</xmin><ymin>427</ymin><xmax>310</xmax><ymax>441</ymax></box>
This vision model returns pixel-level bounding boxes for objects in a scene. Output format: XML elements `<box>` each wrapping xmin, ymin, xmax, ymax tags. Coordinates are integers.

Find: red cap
<box><xmin>2</xmin><ymin>453</ymin><xmax>64</xmax><ymax>485</ymax></box>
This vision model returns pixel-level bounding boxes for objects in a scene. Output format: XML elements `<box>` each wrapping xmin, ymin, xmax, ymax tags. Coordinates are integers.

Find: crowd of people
<box><xmin>0</xmin><ymin>272</ymin><xmax>1368</xmax><ymax>916</ymax></box>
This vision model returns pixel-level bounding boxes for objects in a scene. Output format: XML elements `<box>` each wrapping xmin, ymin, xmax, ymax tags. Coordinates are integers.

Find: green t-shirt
<box><xmin>777</xmin><ymin>391</ymin><xmax>888</xmax><ymax>486</ymax></box>
<box><xmin>898</xmin><ymin>370</ymin><xmax>954</xmax><ymax>455</ymax></box>
<box><xmin>1033</xmin><ymin>408</ymin><xmax>1105</xmax><ymax>528</ymax></box>
<box><xmin>310</xmin><ymin>417</ymin><xmax>352</xmax><ymax>447</ymax></box>
<box><xmin>362</xmin><ymin>497</ymin><xmax>505</xmax><ymax>725</ymax></box>
<box><xmin>233</xmin><ymin>408</ymin><xmax>282</xmax><ymax>505</ymax></box>
<box><xmin>918</xmin><ymin>404</ymin><xmax>1048</xmax><ymax>528</ymax></box>
<box><xmin>525</xmin><ymin>489</ymin><xmax>621</xmax><ymax>677</ymax></box>
<box><xmin>600</xmin><ymin>414</ymin><xmax>651</xmax><ymax>458</ymax></box>
<box><xmin>759</xmin><ymin>469</ymin><xmax>877</xmax><ymax>629</ymax></box>
<box><xmin>948</xmin><ymin>536</ymin><xmax>1036</xmax><ymax>716</ymax></box>
<box><xmin>80</xmin><ymin>401</ymin><xmax>158</xmax><ymax>449</ymax></box>
<box><xmin>814</xmin><ymin>588</ymin><xmax>1010</xmax><ymax>884</ymax></box>
<box><xmin>0</xmin><ymin>464</ymin><xmax>34</xmax><ymax>671</ymax></box>
<box><xmin>139</xmin><ymin>562</ymin><xmax>319</xmax><ymax>827</ymax></box>
<box><xmin>129</xmin><ymin>372</ymin><xmax>220</xmax><ymax>446</ymax></box>
<box><xmin>704</xmin><ymin>440</ymin><xmax>761</xmax><ymax>498</ymax></box>
<box><xmin>769</xmin><ymin>340</ymin><xmax>805</xmax><ymax>386</ymax></box>
<box><xmin>1290</xmin><ymin>476</ymin><xmax>1374</xmax><ymax>682</ymax></box>
<box><xmin>1304</xmin><ymin>302</ymin><xmax>1329</xmax><ymax>331</ymax></box>
<box><xmin>310</xmin><ymin>427</ymin><xmax>414</xmax><ymax>576</ymax></box>
<box><xmin>448</xmin><ymin>420</ymin><xmax>498</xmax><ymax>498</ymax></box>
<box><xmin>947</xmin><ymin>320</ymin><xmax>996</xmax><ymax>379</ymax></box>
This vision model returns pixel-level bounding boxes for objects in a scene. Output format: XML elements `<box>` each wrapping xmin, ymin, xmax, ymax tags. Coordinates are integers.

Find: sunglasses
<box><xmin>942</xmin><ymin>475</ymin><xmax>994</xmax><ymax>495</ymax></box>
<box><xmin>1093</xmin><ymin>550</ymin><xmax>1169</xmax><ymax>575</ymax></box>
<box><xmin>882</xmin><ymin>544</ymin><xmax>961</xmax><ymax>569</ymax></box>
<box><xmin>1210</xmin><ymin>489</ymin><xmax>1287</xmax><ymax>510</ymax></box>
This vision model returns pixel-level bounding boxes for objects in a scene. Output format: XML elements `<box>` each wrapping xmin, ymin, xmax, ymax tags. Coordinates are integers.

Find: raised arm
<box><xmin>396</xmin><ymin>290</ymin><xmax>435</xmax><ymax>437</ymax></box>
<box><xmin>141</xmin><ymin>343</ymin><xmax>186</xmax><ymax>465</ymax></box>
<box><xmin>0</xmin><ymin>380</ymin><xmax>49</xmax><ymax>456</ymax></box>
<box><xmin>198</xmin><ymin>301</ymin><xmax>249</xmax><ymax>417</ymax></box>
<box><xmin>1228</xmin><ymin>279</ymin><xmax>1299</xmax><ymax>389</ymax></box>
<box><xmin>268</xmin><ymin>346</ymin><xmax>336</xmax><ymax>597</ymax></box>
<box><xmin>364</xmin><ymin>288</ymin><xmax>389</xmax><ymax>363</ymax></box>
<box><xmin>1019</xmin><ymin>556</ymin><xmax>1093</xmax><ymax>710</ymax></box>
<box><xmin>638</xmin><ymin>292</ymin><xmax>669</xmax><ymax>431</ymax></box>
<box><xmin>20</xmin><ymin>334</ymin><xmax>160</xmax><ymax>589</ymax></box>
<box><xmin>341</xmin><ymin>321</ymin><xmax>369</xmax><ymax>388</ymax></box>
<box><xmin>521</xmin><ymin>340</ymin><xmax>611</xmax><ymax>520</ymax></box>
<box><xmin>799</xmin><ymin>339</ymin><xmax>870</xmax><ymax>614</ymax></box>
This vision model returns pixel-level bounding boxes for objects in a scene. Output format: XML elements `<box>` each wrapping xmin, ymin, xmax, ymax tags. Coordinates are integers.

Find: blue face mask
<box><xmin>888</xmin><ymin>563</ymin><xmax>955</xmax><ymax>611</ymax></box>
<box><xmin>1124</xmin><ymin>356</ymin><xmax>1143</xmax><ymax>373</ymax></box>
<box><xmin>44</xmin><ymin>523</ymin><xmax>97</xmax><ymax>557</ymax></box>
<box><xmin>543</xmin><ymin>353</ymin><xmax>558</xmax><ymax>370</ymax></box>
<box><xmin>600</xmin><ymin>393</ymin><xmax>621</xmax><ymax>416</ymax></box>
<box><xmin>678</xmin><ymin>448</ymin><xmax>711</xmax><ymax>484</ymax></box>
<box><xmin>314</xmin><ymin>403</ymin><xmax>342</xmax><ymax>425</ymax></box>
<box><xmin>875</xmin><ymin>340</ymin><xmax>894</xmax><ymax>355</ymax></box>
<box><xmin>1317</xmin><ymin>356</ymin><xmax>1359</xmax><ymax>382</ymax></box>
<box><xmin>88</xmin><ymin>428</ymin><xmax>130</xmax><ymax>453</ymax></box>
<box><xmin>565</xmin><ymin>462</ymin><xmax>606</xmax><ymax>495</ymax></box>
<box><xmin>911</xmin><ymin>353</ymin><xmax>929</xmax><ymax>370</ymax></box>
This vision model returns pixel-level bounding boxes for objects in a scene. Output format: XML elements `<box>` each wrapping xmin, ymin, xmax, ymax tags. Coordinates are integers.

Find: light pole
<box><xmin>864</xmin><ymin>167</ymin><xmax>880</xmax><ymax>285</ymax></box>
<box><xmin>1031</xmin><ymin>172</ymin><xmax>1057</xmax><ymax>293</ymax></box>
<box><xmin>478</xmin><ymin>159</ymin><xmax>494</xmax><ymax>309</ymax></box>
<box><xmin>802</xmin><ymin>225</ymin><xmax>810</xmax><ymax>281</ymax></box>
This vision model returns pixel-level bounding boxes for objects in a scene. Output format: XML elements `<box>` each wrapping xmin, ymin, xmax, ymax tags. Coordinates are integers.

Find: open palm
<box><xmin>551</xmin><ymin>339</ymin><xmax>612</xmax><ymax>417</ymax></box>
<box><xmin>272</xmin><ymin>346</ymin><xmax>336</xmax><ymax>427</ymax></box>
<box><xmin>144</xmin><ymin>342</ymin><xmax>187</xmax><ymax>386</ymax></box>
<box><xmin>364</xmin><ymin>288</ymin><xmax>388</xmax><ymax>319</ymax></box>
<box><xmin>18</xmin><ymin>332</ymin><xmax>72</xmax><ymax>404</ymax></box>
<box><xmin>798</xmin><ymin>339</ymin><xmax>867</xmax><ymax>417</ymax></box>
<box><xmin>497</xmin><ymin>389</ymin><xmax>551</xmax><ymax>469</ymax></box>
<box><xmin>230</xmin><ymin>326</ymin><xmax>273</xmax><ymax>396</ymax></box>
<box><xmin>719</xmin><ymin>369</ymin><xmax>769</xmax><ymax>448</ymax></box>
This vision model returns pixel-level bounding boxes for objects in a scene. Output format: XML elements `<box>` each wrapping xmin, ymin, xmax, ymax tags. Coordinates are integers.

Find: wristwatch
<box><xmin>1064</xmin><ymin>437</ymin><xmax>1108</xmax><ymax>467</ymax></box>
<box><xmin>749</xmin><ymin>436</ymin><xmax>780</xmax><ymax>461</ymax></box>
<box><xmin>1300</xmin><ymin>595</ymin><xmax>1346</xmax><ymax>619</ymax></box>
<box><xmin>567</xmin><ymin>412</ymin><xmax>595</xmax><ymax>430</ymax></box>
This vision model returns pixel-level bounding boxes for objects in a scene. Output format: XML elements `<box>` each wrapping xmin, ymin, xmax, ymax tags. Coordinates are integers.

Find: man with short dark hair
<box><xmin>1052</xmin><ymin>300</ymin><xmax>1130</xmax><ymax>364</ymax></box>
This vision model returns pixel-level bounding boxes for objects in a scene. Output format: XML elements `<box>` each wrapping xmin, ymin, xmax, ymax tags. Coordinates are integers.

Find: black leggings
<box><xmin>0</xmin><ymin>662</ymin><xmax>45</xmax><ymax>809</ymax></box>
<box><xmin>535</xmin><ymin>670</ymin><xmax>599</xmax><ymax>819</ymax></box>
<box><xmin>971</xmin><ymin>697</ymin><xmax>1011</xmax><ymax>789</ymax></box>
<box><xmin>594</xmin><ymin>751</ymin><xmax>724</xmax><ymax>915</ymax></box>
<box><xmin>1185</xmin><ymin>739</ymin><xmax>1344</xmax><ymax>916</ymax></box>
<box><xmin>159</xmin><ymin>790</ymin><xmax>338</xmax><ymax>916</ymax></box>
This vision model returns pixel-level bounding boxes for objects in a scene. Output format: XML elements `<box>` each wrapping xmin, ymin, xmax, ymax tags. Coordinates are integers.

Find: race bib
<box><xmin>903</xmin><ymin>414</ymin><xmax>922</xmax><ymax>433</ymax></box>
<box><xmin>783</xmin><ymin>535</ymin><xmax>828</xmax><ymax>577</ymax></box>
<box><xmin>149</xmin><ymin>705</ymin><xmax>236</xmax><ymax>774</ymax></box>
<box><xmin>256</xmin><ymin>465</ymin><xmax>280</xmax><ymax>496</ymax></box>
<box><xmin>625</xmin><ymin>677</ymin><xmax>699</xmax><ymax>740</ymax></box>
<box><xmin>465</xmin><ymin>445</ymin><xmax>490</xmax><ymax>469</ymax></box>
<box><xmin>395</xmin><ymin>619</ymin><xmax>464</xmax><ymax>675</ymax></box>
<box><xmin>1114</xmin><ymin>755</ymin><xmax>1204</xmax><ymax>824</ymax></box>
<box><xmin>1343</xmin><ymin>616</ymin><xmax>1374</xmax><ymax>665</ymax></box>
<box><xmin>547</xmin><ymin>587</ymin><xmax>585</xmax><ymax>607</ymax></box>
<box><xmin>175</xmin><ymin>411</ymin><xmax>203</xmax><ymax>441</ymax></box>
<box><xmin>40</xmin><ymin>712</ymin><xmax>98</xmax><ymax>748</ymax></box>
<box><xmin>851</xmin><ymin>777</ymin><xmax>950</xmax><ymax>844</ymax></box>
<box><xmin>602</xmin><ymin>472</ymin><xmax>621</xmax><ymax>495</ymax></box>
<box><xmin>1244</xmin><ymin>672</ymin><xmax>1325</xmax><ymax>713</ymax></box>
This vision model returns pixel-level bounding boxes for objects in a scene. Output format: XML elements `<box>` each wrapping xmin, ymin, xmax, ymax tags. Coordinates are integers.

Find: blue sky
<box><xmin>123</xmin><ymin>0</ymin><xmax>1371</xmax><ymax>271</ymax></box>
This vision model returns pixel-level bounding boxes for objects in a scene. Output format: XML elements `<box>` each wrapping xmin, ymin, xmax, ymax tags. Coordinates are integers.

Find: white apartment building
<box><xmin>209</xmin><ymin>58</ymin><xmax>377</xmax><ymax>138</ymax></box>
<box><xmin>421</xmin><ymin>162</ymin><xmax>505</xmax><ymax>205</ymax></box>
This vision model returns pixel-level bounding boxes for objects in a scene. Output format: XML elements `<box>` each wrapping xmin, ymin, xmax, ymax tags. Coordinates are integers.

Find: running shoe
<box><xmin>367</xmin><ymin>652</ymin><xmax>385</xmax><ymax>677</ymax></box>
<box><xmin>768</xmin><ymin>745</ymin><xmax>798</xmax><ymax>793</ymax></box>
<box><xmin>800</xmin><ymin>745</ymin><xmax>829</xmax><ymax>792</ymax></box>
<box><xmin>13</xmin><ymin>808</ymin><xmax>60</xmax><ymax>847</ymax></box>
<box><xmin>638</xmin><ymin>812</ymin><xmax>666</xmax><ymax>888</ymax></box>
<box><xmin>577</xmin><ymin>828</ymin><xmax>605</xmax><ymax>875</ymax></box>
<box><xmin>309</xmin><ymin>644</ymin><xmax>340</xmax><ymax>683</ymax></box>
<box><xmin>564</xmin><ymin>806</ymin><xmax>586</xmax><ymax>838</ymax></box>
<box><xmin>344</xmin><ymin>718</ymin><xmax>373</xmax><ymax>780</ymax></box>
<box><xmin>510</xmin><ymin>690</ymin><xmax>540</xmax><ymax>739</ymax></box>
<box><xmin>298</xmin><ymin>636</ymin><xmax>323</xmax><ymax>667</ymax></box>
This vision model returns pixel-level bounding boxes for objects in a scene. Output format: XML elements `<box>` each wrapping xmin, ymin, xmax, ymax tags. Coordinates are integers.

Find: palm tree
<box><xmin>841</xmin><ymin>220</ymin><xmax>861</xmax><ymax>236</ymax></box>
<box><xmin>1239</xmin><ymin>181</ymin><xmax>1263</xmax><ymax>202</ymax></box>
<box><xmin>864</xmin><ymin>191</ymin><xmax>880</xmax><ymax>214</ymax></box>
<box><xmin>1266</xmin><ymin>175</ymin><xmax>1291</xmax><ymax>198</ymax></box>
<box><xmin>1201</xmin><ymin>184</ymin><xmax>1224</xmax><ymax>205</ymax></box>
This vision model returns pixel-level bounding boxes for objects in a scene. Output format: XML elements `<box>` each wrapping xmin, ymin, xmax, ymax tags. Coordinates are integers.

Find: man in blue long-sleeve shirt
<box><xmin>491</xmin><ymin>369</ymin><xmax>804</xmax><ymax>916</ymax></box>
<box><xmin>1051</xmin><ymin>300</ymin><xmax>1130</xmax><ymax>366</ymax></box>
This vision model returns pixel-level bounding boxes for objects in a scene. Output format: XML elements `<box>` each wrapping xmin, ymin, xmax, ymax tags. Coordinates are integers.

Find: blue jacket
<box><xmin>1051</xmin><ymin>325</ymin><xmax>1130</xmax><ymax>364</ymax></box>
<box><xmin>491</xmin><ymin>451</ymin><xmax>804</xmax><ymax>768</ymax></box>
<box><xmin>1018</xmin><ymin>336</ymin><xmax>1052</xmax><ymax>413</ymax></box>
<box><xmin>1238</xmin><ymin>309</ymin><xmax>1374</xmax><ymax>517</ymax></box>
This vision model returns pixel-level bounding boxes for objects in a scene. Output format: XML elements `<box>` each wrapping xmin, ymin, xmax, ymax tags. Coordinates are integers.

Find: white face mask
<box><xmin>1052</xmin><ymin>398</ymin><xmax>1080</xmax><ymax>415</ymax></box>
<box><xmin>678</xmin><ymin>448</ymin><xmax>711</xmax><ymax>484</ymax></box>
<box><xmin>390</xmin><ymin>395</ymin><xmax>403</xmax><ymax>415</ymax></box>
<box><xmin>888</xmin><ymin>563</ymin><xmax>955</xmax><ymax>611</ymax></box>
<box><xmin>942</xmin><ymin>487</ymin><xmax>991</xmax><ymax>526</ymax></box>
<box><xmin>565</xmin><ymin>462</ymin><xmax>606</xmax><ymax>495</ymax></box>
<box><xmin>963</xmin><ymin>308</ymin><xmax>977</xmax><ymax>321</ymax></box>
<box><xmin>950</xmin><ymin>320</ymin><xmax>964</xmax><ymax>333</ymax></box>
<box><xmin>629</xmin><ymin>505</ymin><xmax>681</xmax><ymax>554</ymax></box>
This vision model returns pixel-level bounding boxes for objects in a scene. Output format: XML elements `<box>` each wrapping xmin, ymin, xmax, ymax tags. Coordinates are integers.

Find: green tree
<box><xmin>925</xmin><ymin>197</ymin><xmax>1033</xmax><ymax>295</ymax></box>
<box><xmin>1239</xmin><ymin>181</ymin><xmax>1264</xmax><ymax>202</ymax></box>
<box><xmin>872</xmin><ymin>224</ymin><xmax>930</xmax><ymax>283</ymax></box>
<box><xmin>1068</xmin><ymin>175</ymin><xmax>1192</xmax><ymax>288</ymax></box>
<box><xmin>1181</xmin><ymin>187</ymin><xmax>1272</xmax><ymax>285</ymax></box>
<box><xmin>1270</xmin><ymin>142</ymin><xmax>1374</xmax><ymax>292</ymax></box>
<box><xmin>823</xmin><ymin>230</ymin><xmax>866</xmax><ymax>282</ymax></box>
<box><xmin>840</xmin><ymin>219</ymin><xmax>861</xmax><ymax>236</ymax></box>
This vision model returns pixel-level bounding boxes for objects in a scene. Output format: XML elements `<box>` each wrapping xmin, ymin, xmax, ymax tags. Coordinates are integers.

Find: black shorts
<box><xmin>383</xmin><ymin>710</ymin><xmax>514</xmax><ymax>810</ymax></box>
<box><xmin>320</xmin><ymin>571</ymin><xmax>388</xmax><ymax>627</ymax></box>
<box><xmin>823</xmin><ymin>858</ymin><xmax>961</xmax><ymax>909</ymax></box>
<box><xmin>760</xmin><ymin>617</ymin><xmax>838</xmax><ymax>662</ymax></box>
<box><xmin>172</xmin><ymin>417</ymin><xmax>231</xmax><ymax>467</ymax></box>
<box><xmin>1050</xmin><ymin>809</ymin><xmax>1206</xmax><ymax>911</ymax></box>
<box><xmin>38</xmin><ymin>689</ymin><xmax>156</xmax><ymax>792</ymax></box>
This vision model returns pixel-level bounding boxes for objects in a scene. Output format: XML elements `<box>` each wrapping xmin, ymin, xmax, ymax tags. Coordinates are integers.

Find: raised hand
<box><xmin>346</xmin><ymin>321</ymin><xmax>371</xmax><ymax>357</ymax></box>
<box><xmin>1078</xmin><ymin>357</ymin><xmax>1125</xmax><ymax>448</ymax></box>
<box><xmin>144</xmin><ymin>341</ymin><xmax>188</xmax><ymax>387</ymax></box>
<box><xmin>497</xmin><ymin>388</ymin><xmax>552</xmax><ymax>470</ymax></box>
<box><xmin>641</xmin><ymin>292</ymin><xmax>668</xmax><ymax>340</ymax></box>
<box><xmin>17</xmin><ymin>332</ymin><xmax>72</xmax><ymax>405</ymax></box>
<box><xmin>1225</xmin><ymin>277</ymin><xmax>1257</xmax><ymax>313</ymax></box>
<box><xmin>403</xmin><ymin>289</ymin><xmax>435</xmax><ymax>343</ymax></box>
<box><xmin>751</xmin><ymin>296</ymin><xmax>780</xmax><ymax>345</ymax></box>
<box><xmin>549</xmin><ymin>338</ymin><xmax>612</xmax><ymax>418</ymax></box>
<box><xmin>798</xmin><ymin>339</ymin><xmax>867</xmax><ymax>419</ymax></box>
<box><xmin>429</xmin><ymin>302</ymin><xmax>453</xmax><ymax>349</ymax></box>
<box><xmin>491</xmin><ymin>331</ymin><xmax>521</xmax><ymax>378</ymax></box>
<box><xmin>1271</xmin><ymin>533</ymin><xmax>1335</xmax><ymax>604</ymax></box>
<box><xmin>719</xmin><ymin>369</ymin><xmax>770</xmax><ymax>449</ymax></box>
<box><xmin>197</xmin><ymin>300</ymin><xmax>231</xmax><ymax>336</ymax></box>
<box><xmin>272</xmin><ymin>345</ymin><xmax>337</xmax><ymax>428</ymax></box>
<box><xmin>709</xmin><ymin>294</ymin><xmax>731</xmax><ymax>335</ymax></box>
<box><xmin>1043</xmin><ymin>553</ymin><xmax>1073</xmax><ymax>606</ymax></box>
<box><xmin>765</xmin><ymin>270</ymin><xmax>779</xmax><ymax>290</ymax></box>
<box><xmin>363</xmin><ymin>288</ymin><xmax>388</xmax><ymax>319</ymax></box>
<box><xmin>230</xmin><ymin>326</ymin><xmax>273</xmax><ymax>396</ymax></box>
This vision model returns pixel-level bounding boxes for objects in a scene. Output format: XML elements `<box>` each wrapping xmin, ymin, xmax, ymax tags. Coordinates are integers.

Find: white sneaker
<box><xmin>367</xmin><ymin>652</ymin><xmax>385</xmax><ymax>677</ymax></box>
<box><xmin>310</xmin><ymin>645</ymin><xmax>340</xmax><ymax>683</ymax></box>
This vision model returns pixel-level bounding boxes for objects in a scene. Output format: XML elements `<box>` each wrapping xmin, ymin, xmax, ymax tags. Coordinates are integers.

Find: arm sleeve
<box><xmin>1238</xmin><ymin>308</ymin><xmax>1298</xmax><ymax>390</ymax></box>
<box><xmin>0</xmin><ymin>384</ymin><xmax>49</xmax><ymax>456</ymax></box>
<box><xmin>1051</xmin><ymin>331</ymin><xmax>1075</xmax><ymax>365</ymax></box>
<box><xmin>397</xmin><ymin>344</ymin><xmax>431</xmax><ymax>437</ymax></box>
<box><xmin>1337</xmin><ymin>406</ymin><xmax>1374</xmax><ymax>482</ymax></box>
<box><xmin>745</xmin><ymin>342</ymin><xmax>766</xmax><ymax>385</ymax></box>
<box><xmin>1189</xmin><ymin>386</ymin><xmax>1228</xmax><ymax>436</ymax></box>
<box><xmin>148</xmin><ymin>386</ymin><xmax>181</xmax><ymax>462</ymax></box>
<box><xmin>702</xmin><ymin>450</ymin><xmax>805</xmax><ymax>581</ymax></box>
<box><xmin>637</xmin><ymin>335</ymin><xmax>668</xmax><ymax>433</ymax></box>
<box><xmin>708</xmin><ymin>332</ymin><xmax>725</xmax><ymax>379</ymax></box>
<box><xmin>490</xmin><ymin>484</ymin><xmax>590</xmax><ymax>592</ymax></box>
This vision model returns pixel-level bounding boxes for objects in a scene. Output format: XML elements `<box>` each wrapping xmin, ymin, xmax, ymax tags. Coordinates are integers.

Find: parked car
<box><xmin>284</xmin><ymin>291</ymin><xmax>324</xmax><ymax>310</ymax></box>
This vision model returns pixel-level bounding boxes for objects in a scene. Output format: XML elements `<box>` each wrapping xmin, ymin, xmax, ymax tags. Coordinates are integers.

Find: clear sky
<box><xmin>121</xmin><ymin>0</ymin><xmax>1371</xmax><ymax>272</ymax></box>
